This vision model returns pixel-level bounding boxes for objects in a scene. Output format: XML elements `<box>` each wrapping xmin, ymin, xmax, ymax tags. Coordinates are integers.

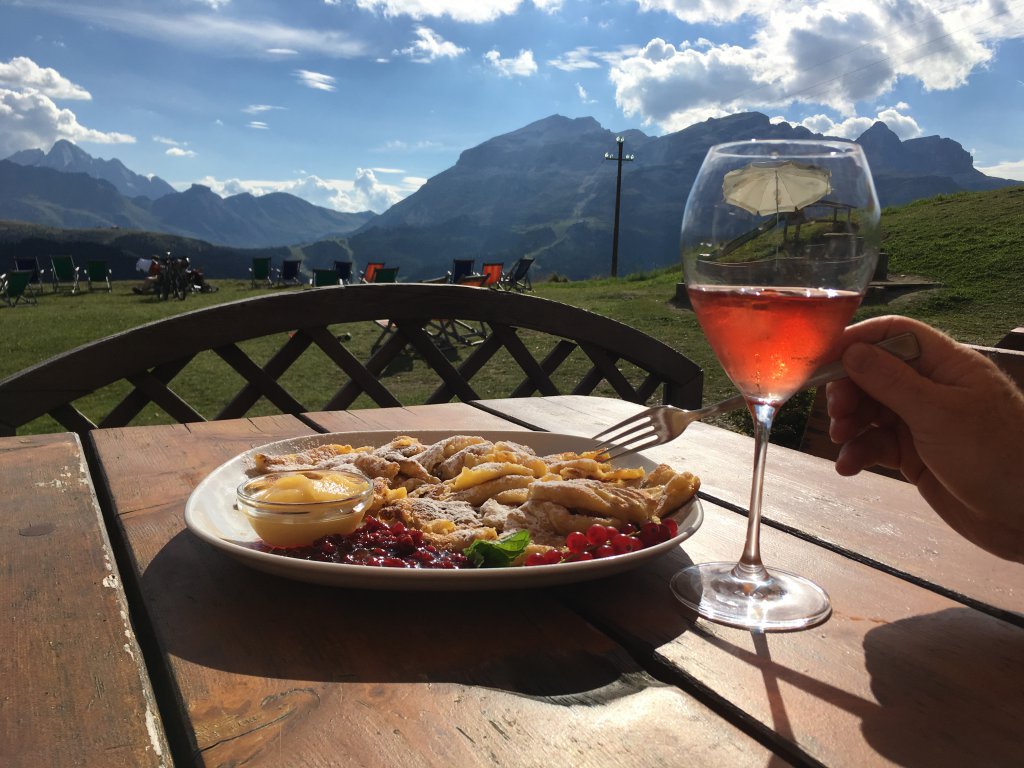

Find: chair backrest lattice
<box><xmin>0</xmin><ymin>284</ymin><xmax>704</xmax><ymax>438</ymax></box>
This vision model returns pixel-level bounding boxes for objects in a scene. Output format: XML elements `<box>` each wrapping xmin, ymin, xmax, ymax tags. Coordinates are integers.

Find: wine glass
<box><xmin>671</xmin><ymin>140</ymin><xmax>881</xmax><ymax>631</ymax></box>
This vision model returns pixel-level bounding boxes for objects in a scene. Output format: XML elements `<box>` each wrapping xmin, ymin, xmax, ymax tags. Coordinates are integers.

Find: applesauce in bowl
<box><xmin>236</xmin><ymin>469</ymin><xmax>373</xmax><ymax>548</ymax></box>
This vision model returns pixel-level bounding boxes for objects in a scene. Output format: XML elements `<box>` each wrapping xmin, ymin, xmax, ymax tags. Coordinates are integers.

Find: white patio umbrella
<box><xmin>722</xmin><ymin>161</ymin><xmax>831</xmax><ymax>216</ymax></box>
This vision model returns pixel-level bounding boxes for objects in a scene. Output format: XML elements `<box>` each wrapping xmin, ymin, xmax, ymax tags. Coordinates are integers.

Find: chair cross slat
<box><xmin>102</xmin><ymin>358</ymin><xmax>193</xmax><ymax>428</ymax></box>
<box><xmin>305</xmin><ymin>326</ymin><xmax>403</xmax><ymax>410</ymax></box>
<box><xmin>214</xmin><ymin>343</ymin><xmax>307</xmax><ymax>417</ymax></box>
<box><xmin>216</xmin><ymin>334</ymin><xmax>314</xmax><ymax>419</ymax></box>
<box><xmin>510</xmin><ymin>339</ymin><xmax>576</xmax><ymax>398</ymax></box>
<box><xmin>124</xmin><ymin>370</ymin><xmax>205</xmax><ymax>423</ymax></box>
<box><xmin>491</xmin><ymin>325</ymin><xmax>562</xmax><ymax>397</ymax></box>
<box><xmin>577</xmin><ymin>342</ymin><xmax>641</xmax><ymax>402</ymax></box>
<box><xmin>49</xmin><ymin>403</ymin><xmax>97</xmax><ymax>436</ymax></box>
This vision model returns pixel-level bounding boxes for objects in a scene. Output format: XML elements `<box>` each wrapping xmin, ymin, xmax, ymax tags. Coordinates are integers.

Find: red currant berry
<box><xmin>525</xmin><ymin>553</ymin><xmax>548</xmax><ymax>567</ymax></box>
<box><xmin>662</xmin><ymin>518</ymin><xmax>679</xmax><ymax>538</ymax></box>
<box><xmin>586</xmin><ymin>524</ymin><xmax>610</xmax><ymax>545</ymax></box>
<box><xmin>593</xmin><ymin>544</ymin><xmax>615</xmax><ymax>559</ymax></box>
<box><xmin>611</xmin><ymin>533</ymin><xmax>635</xmax><ymax>554</ymax></box>
<box><xmin>565</xmin><ymin>531</ymin><xmax>588</xmax><ymax>553</ymax></box>
<box><xmin>542</xmin><ymin>549</ymin><xmax>563</xmax><ymax>565</ymax></box>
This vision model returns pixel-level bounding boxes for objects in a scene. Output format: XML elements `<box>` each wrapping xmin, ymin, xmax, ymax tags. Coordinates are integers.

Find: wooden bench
<box><xmin>0</xmin><ymin>284</ymin><xmax>704</xmax><ymax>437</ymax></box>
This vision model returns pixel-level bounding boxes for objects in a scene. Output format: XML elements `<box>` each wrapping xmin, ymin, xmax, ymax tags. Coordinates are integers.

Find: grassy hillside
<box><xmin>1</xmin><ymin>186</ymin><xmax>1020</xmax><ymax>442</ymax></box>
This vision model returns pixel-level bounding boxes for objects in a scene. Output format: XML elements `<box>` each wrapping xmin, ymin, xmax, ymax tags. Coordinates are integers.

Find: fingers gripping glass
<box><xmin>672</xmin><ymin>140</ymin><xmax>881</xmax><ymax>631</ymax></box>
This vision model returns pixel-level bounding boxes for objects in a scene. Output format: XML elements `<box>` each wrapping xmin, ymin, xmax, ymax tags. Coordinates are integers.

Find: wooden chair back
<box><xmin>0</xmin><ymin>284</ymin><xmax>704</xmax><ymax>437</ymax></box>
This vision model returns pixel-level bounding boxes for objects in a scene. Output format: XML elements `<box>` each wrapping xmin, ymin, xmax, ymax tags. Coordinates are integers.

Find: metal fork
<box><xmin>591</xmin><ymin>332</ymin><xmax>921</xmax><ymax>460</ymax></box>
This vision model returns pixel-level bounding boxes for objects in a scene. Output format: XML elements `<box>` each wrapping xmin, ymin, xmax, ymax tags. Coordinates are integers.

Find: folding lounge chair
<box><xmin>13</xmin><ymin>257</ymin><xmax>44</xmax><ymax>296</ymax></box>
<box><xmin>250</xmin><ymin>257</ymin><xmax>273</xmax><ymax>288</ymax></box>
<box><xmin>361</xmin><ymin>262</ymin><xmax>385</xmax><ymax>283</ymax></box>
<box><xmin>500</xmin><ymin>257</ymin><xmax>534</xmax><ymax>292</ymax></box>
<box><xmin>50</xmin><ymin>255</ymin><xmax>80</xmax><ymax>294</ymax></box>
<box><xmin>449</xmin><ymin>259</ymin><xmax>476</xmax><ymax>284</ymax></box>
<box><xmin>1</xmin><ymin>270</ymin><xmax>38</xmax><ymax>307</ymax></box>
<box><xmin>311</xmin><ymin>269</ymin><xmax>339</xmax><ymax>288</ymax></box>
<box><xmin>335</xmin><ymin>261</ymin><xmax>355</xmax><ymax>284</ymax></box>
<box><xmin>481</xmin><ymin>262</ymin><xmax>504</xmax><ymax>287</ymax></box>
<box><xmin>86</xmin><ymin>260</ymin><xmax>112</xmax><ymax>292</ymax></box>
<box><xmin>372</xmin><ymin>266</ymin><xmax>399</xmax><ymax>283</ymax></box>
<box><xmin>277</xmin><ymin>259</ymin><xmax>303</xmax><ymax>286</ymax></box>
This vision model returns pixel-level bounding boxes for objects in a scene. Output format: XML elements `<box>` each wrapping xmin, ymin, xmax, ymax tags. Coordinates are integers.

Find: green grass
<box><xmin>2</xmin><ymin>186</ymin><xmax>1021</xmax><ymax>444</ymax></box>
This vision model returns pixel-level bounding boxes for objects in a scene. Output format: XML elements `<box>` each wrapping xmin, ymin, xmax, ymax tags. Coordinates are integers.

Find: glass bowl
<box><xmin>236</xmin><ymin>468</ymin><xmax>373</xmax><ymax>548</ymax></box>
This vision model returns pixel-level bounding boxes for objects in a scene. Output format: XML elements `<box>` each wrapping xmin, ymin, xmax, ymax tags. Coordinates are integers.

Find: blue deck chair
<box><xmin>50</xmin><ymin>255</ymin><xmax>80</xmax><ymax>294</ymax></box>
<box><xmin>1</xmin><ymin>270</ymin><xmax>38</xmax><ymax>306</ymax></box>
<box><xmin>86</xmin><ymin>260</ymin><xmax>112</xmax><ymax>292</ymax></box>
<box><xmin>13</xmin><ymin>257</ymin><xmax>44</xmax><ymax>296</ymax></box>
<box><xmin>448</xmin><ymin>259</ymin><xmax>476</xmax><ymax>284</ymax></box>
<box><xmin>335</xmin><ymin>261</ymin><xmax>354</xmax><ymax>284</ymax></box>
<box><xmin>277</xmin><ymin>259</ymin><xmax>302</xmax><ymax>286</ymax></box>
<box><xmin>249</xmin><ymin>257</ymin><xmax>273</xmax><ymax>288</ymax></box>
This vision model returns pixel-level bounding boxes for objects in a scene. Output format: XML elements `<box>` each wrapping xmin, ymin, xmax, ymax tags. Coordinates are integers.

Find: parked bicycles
<box><xmin>152</xmin><ymin>253</ymin><xmax>191</xmax><ymax>301</ymax></box>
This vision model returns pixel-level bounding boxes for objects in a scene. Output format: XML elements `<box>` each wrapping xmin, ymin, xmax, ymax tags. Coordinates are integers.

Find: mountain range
<box><xmin>1</xmin><ymin>114</ymin><xmax>1019</xmax><ymax>280</ymax></box>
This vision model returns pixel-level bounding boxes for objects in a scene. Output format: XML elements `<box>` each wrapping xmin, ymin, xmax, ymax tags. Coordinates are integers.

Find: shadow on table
<box><xmin>141</xmin><ymin>529</ymin><xmax>684</xmax><ymax>701</ymax></box>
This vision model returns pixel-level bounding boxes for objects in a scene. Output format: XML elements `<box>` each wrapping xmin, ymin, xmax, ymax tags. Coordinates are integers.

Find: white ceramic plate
<box><xmin>184</xmin><ymin>430</ymin><xmax>703</xmax><ymax>590</ymax></box>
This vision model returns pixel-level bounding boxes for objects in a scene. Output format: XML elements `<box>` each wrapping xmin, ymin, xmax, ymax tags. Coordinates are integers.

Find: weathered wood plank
<box><xmin>0</xmin><ymin>433</ymin><xmax>170</xmax><ymax>767</ymax></box>
<box><xmin>89</xmin><ymin>408</ymin><xmax>782</xmax><ymax>767</ymax></box>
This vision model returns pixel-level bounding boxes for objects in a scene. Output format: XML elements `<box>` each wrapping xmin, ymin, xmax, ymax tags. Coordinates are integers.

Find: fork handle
<box><xmin>803</xmin><ymin>331</ymin><xmax>920</xmax><ymax>390</ymax></box>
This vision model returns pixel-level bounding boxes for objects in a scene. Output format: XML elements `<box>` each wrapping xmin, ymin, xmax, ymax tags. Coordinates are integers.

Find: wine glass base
<box><xmin>671</xmin><ymin>562</ymin><xmax>831</xmax><ymax>632</ymax></box>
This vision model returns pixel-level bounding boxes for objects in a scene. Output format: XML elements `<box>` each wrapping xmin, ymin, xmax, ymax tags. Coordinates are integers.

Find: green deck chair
<box><xmin>86</xmin><ymin>260</ymin><xmax>112</xmax><ymax>292</ymax></box>
<box><xmin>372</xmin><ymin>266</ymin><xmax>399</xmax><ymax>283</ymax></box>
<box><xmin>310</xmin><ymin>268</ymin><xmax>339</xmax><ymax>287</ymax></box>
<box><xmin>2</xmin><ymin>270</ymin><xmax>39</xmax><ymax>307</ymax></box>
<box><xmin>13</xmin><ymin>257</ymin><xmax>44</xmax><ymax>296</ymax></box>
<box><xmin>50</xmin><ymin>255</ymin><xmax>80</xmax><ymax>294</ymax></box>
<box><xmin>250</xmin><ymin>257</ymin><xmax>273</xmax><ymax>288</ymax></box>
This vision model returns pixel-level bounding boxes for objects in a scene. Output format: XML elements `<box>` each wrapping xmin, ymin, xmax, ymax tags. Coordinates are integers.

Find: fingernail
<box><xmin>843</xmin><ymin>343</ymin><xmax>872</xmax><ymax>374</ymax></box>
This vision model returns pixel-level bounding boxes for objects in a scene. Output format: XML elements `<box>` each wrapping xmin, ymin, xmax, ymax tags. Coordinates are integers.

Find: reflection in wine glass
<box><xmin>672</xmin><ymin>140</ymin><xmax>881</xmax><ymax>631</ymax></box>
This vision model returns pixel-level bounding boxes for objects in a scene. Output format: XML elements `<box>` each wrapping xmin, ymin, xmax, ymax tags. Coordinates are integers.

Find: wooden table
<box><xmin>3</xmin><ymin>397</ymin><xmax>1021</xmax><ymax>767</ymax></box>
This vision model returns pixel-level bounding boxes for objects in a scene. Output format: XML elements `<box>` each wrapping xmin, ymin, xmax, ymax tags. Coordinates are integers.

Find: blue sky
<box><xmin>1</xmin><ymin>0</ymin><xmax>1022</xmax><ymax>213</ymax></box>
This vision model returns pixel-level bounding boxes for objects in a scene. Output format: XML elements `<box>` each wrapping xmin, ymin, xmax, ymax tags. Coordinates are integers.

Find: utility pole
<box><xmin>603</xmin><ymin>136</ymin><xmax>634</xmax><ymax>277</ymax></box>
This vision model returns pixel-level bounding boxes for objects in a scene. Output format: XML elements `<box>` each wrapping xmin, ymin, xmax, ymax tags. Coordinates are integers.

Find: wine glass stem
<box><xmin>736</xmin><ymin>400</ymin><xmax>777</xmax><ymax>579</ymax></box>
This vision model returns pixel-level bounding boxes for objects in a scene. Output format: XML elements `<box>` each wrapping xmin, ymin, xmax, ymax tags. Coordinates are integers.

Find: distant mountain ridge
<box><xmin>6</xmin><ymin>139</ymin><xmax>177</xmax><ymax>200</ymax></box>
<box><xmin>1</xmin><ymin>115</ymin><xmax>1019</xmax><ymax>271</ymax></box>
<box><xmin>346</xmin><ymin>112</ymin><xmax>1020</xmax><ymax>280</ymax></box>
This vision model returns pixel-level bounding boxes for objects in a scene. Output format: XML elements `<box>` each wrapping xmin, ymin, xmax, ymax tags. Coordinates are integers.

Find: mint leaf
<box><xmin>464</xmin><ymin>529</ymin><xmax>532</xmax><ymax>568</ymax></box>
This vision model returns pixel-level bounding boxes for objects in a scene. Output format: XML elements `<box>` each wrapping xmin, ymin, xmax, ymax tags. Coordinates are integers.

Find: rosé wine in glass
<box><xmin>672</xmin><ymin>140</ymin><xmax>880</xmax><ymax>631</ymax></box>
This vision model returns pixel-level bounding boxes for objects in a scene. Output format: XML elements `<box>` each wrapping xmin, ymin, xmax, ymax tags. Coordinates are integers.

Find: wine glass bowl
<box><xmin>672</xmin><ymin>140</ymin><xmax>880</xmax><ymax>631</ymax></box>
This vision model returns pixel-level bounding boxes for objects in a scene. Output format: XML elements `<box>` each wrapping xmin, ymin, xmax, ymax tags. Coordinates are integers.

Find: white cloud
<box><xmin>41</xmin><ymin>6</ymin><xmax>365</xmax><ymax>59</ymax></box>
<box><xmin>975</xmin><ymin>160</ymin><xmax>1024</xmax><ymax>182</ymax></box>
<box><xmin>354</xmin><ymin>0</ymin><xmax>523</xmax><ymax>23</ymax></box>
<box><xmin>266</xmin><ymin>48</ymin><xmax>298</xmax><ymax>56</ymax></box>
<box><xmin>166</xmin><ymin>147</ymin><xmax>198</xmax><ymax>158</ymax></box>
<box><xmin>549</xmin><ymin>47</ymin><xmax>601</xmax><ymax>72</ymax></box>
<box><xmin>484</xmin><ymin>49</ymin><xmax>538</xmax><ymax>77</ymax></box>
<box><xmin>0</xmin><ymin>56</ymin><xmax>91</xmax><ymax>99</ymax></box>
<box><xmin>398</xmin><ymin>26</ymin><xmax>466</xmax><ymax>62</ymax></box>
<box><xmin>153</xmin><ymin>135</ymin><xmax>180</xmax><ymax>146</ymax></box>
<box><xmin>247</xmin><ymin>121</ymin><xmax>269</xmax><ymax>129</ymax></box>
<box><xmin>609</xmin><ymin>1</ymin><xmax>1024</xmax><ymax>132</ymax></box>
<box><xmin>0</xmin><ymin>83</ymin><xmax>134</xmax><ymax>158</ymax></box>
<box><xmin>192</xmin><ymin>0</ymin><xmax>231</xmax><ymax>9</ymax></box>
<box><xmin>797</xmin><ymin>107</ymin><xmax>921</xmax><ymax>140</ymax></box>
<box><xmin>243</xmin><ymin>104</ymin><xmax>285</xmax><ymax>114</ymax></box>
<box><xmin>576</xmin><ymin>83</ymin><xmax>595</xmax><ymax>103</ymax></box>
<box><xmin>295</xmin><ymin>70</ymin><xmax>336</xmax><ymax>91</ymax></box>
<box><xmin>191</xmin><ymin>169</ymin><xmax>417</xmax><ymax>213</ymax></box>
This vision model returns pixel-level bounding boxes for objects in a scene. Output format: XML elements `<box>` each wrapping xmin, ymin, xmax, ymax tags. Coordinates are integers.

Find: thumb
<box><xmin>842</xmin><ymin>342</ymin><xmax>937</xmax><ymax>427</ymax></box>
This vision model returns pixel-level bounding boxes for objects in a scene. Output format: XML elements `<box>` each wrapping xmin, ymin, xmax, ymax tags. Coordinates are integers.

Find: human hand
<box><xmin>826</xmin><ymin>315</ymin><xmax>1024</xmax><ymax>562</ymax></box>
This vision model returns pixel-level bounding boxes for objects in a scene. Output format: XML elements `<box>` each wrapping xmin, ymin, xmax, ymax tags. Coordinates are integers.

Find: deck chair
<box><xmin>250</xmin><ymin>257</ymin><xmax>273</xmax><ymax>288</ymax></box>
<box><xmin>86</xmin><ymin>260</ymin><xmax>112</xmax><ymax>292</ymax></box>
<box><xmin>449</xmin><ymin>259</ymin><xmax>476</xmax><ymax>284</ymax></box>
<box><xmin>335</xmin><ymin>261</ymin><xmax>355</xmax><ymax>285</ymax></box>
<box><xmin>481</xmin><ymin>262</ymin><xmax>504</xmax><ymax>287</ymax></box>
<box><xmin>0</xmin><ymin>284</ymin><xmax>704</xmax><ymax>437</ymax></box>
<box><xmin>277</xmin><ymin>259</ymin><xmax>302</xmax><ymax>286</ymax></box>
<box><xmin>1</xmin><ymin>270</ymin><xmax>38</xmax><ymax>307</ymax></box>
<box><xmin>13</xmin><ymin>257</ymin><xmax>44</xmax><ymax>296</ymax></box>
<box><xmin>361</xmin><ymin>262</ymin><xmax>385</xmax><ymax>283</ymax></box>
<box><xmin>50</xmin><ymin>255</ymin><xmax>80</xmax><ymax>294</ymax></box>
<box><xmin>499</xmin><ymin>257</ymin><xmax>534</xmax><ymax>292</ymax></box>
<box><xmin>372</xmin><ymin>266</ymin><xmax>399</xmax><ymax>283</ymax></box>
<box><xmin>310</xmin><ymin>268</ymin><xmax>339</xmax><ymax>288</ymax></box>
